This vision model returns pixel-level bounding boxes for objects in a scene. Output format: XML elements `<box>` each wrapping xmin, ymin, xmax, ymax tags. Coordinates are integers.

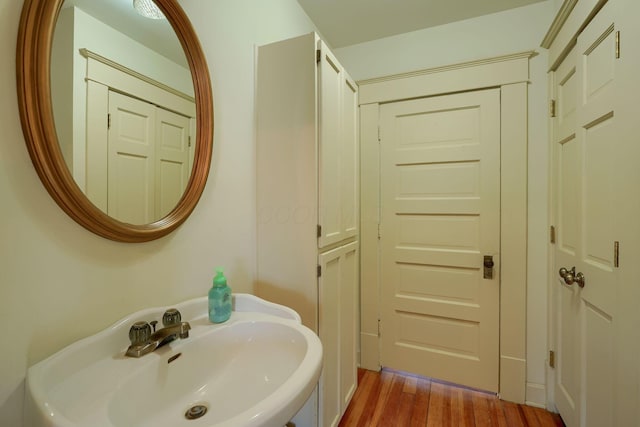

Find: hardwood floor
<box><xmin>338</xmin><ymin>369</ymin><xmax>565</xmax><ymax>427</ymax></box>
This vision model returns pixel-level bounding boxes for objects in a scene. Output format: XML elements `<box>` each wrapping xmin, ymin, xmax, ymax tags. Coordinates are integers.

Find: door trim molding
<box><xmin>358</xmin><ymin>52</ymin><xmax>532</xmax><ymax>403</ymax></box>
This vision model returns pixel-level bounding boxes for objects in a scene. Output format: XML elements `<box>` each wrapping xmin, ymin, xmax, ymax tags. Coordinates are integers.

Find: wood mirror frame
<box><xmin>16</xmin><ymin>0</ymin><xmax>213</xmax><ymax>243</ymax></box>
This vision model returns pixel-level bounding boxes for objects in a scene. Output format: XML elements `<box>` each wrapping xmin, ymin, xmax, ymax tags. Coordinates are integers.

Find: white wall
<box><xmin>335</xmin><ymin>0</ymin><xmax>555</xmax><ymax>407</ymax></box>
<box><xmin>0</xmin><ymin>0</ymin><xmax>317</xmax><ymax>425</ymax></box>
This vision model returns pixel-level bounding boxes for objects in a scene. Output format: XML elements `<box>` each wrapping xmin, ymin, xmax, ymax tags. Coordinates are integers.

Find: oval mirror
<box><xmin>17</xmin><ymin>0</ymin><xmax>213</xmax><ymax>242</ymax></box>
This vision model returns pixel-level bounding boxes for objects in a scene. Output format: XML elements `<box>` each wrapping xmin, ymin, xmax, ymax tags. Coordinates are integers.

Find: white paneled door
<box><xmin>155</xmin><ymin>107</ymin><xmax>191</xmax><ymax>218</ymax></box>
<box><xmin>551</xmin><ymin>4</ymin><xmax>618</xmax><ymax>427</ymax></box>
<box><xmin>318</xmin><ymin>241</ymin><xmax>358</xmax><ymax>427</ymax></box>
<box><xmin>379</xmin><ymin>89</ymin><xmax>501</xmax><ymax>392</ymax></box>
<box><xmin>108</xmin><ymin>91</ymin><xmax>155</xmax><ymax>223</ymax></box>
<box><xmin>108</xmin><ymin>91</ymin><xmax>191</xmax><ymax>223</ymax></box>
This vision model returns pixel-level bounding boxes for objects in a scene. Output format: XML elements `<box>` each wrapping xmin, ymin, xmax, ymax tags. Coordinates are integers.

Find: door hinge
<box><xmin>316</xmin><ymin>49</ymin><xmax>321</xmax><ymax>63</ymax></box>
<box><xmin>550</xmin><ymin>225</ymin><xmax>556</xmax><ymax>244</ymax></box>
<box><xmin>377</xmin><ymin>125</ymin><xmax>381</xmax><ymax>142</ymax></box>
<box><xmin>550</xmin><ymin>99</ymin><xmax>556</xmax><ymax>118</ymax></box>
<box><xmin>614</xmin><ymin>241</ymin><xmax>619</xmax><ymax>268</ymax></box>
<box><xmin>317</xmin><ymin>265</ymin><xmax>322</xmax><ymax>278</ymax></box>
<box><xmin>377</xmin><ymin>223</ymin><xmax>381</xmax><ymax>240</ymax></box>
<box><xmin>615</xmin><ymin>31</ymin><xmax>620</xmax><ymax>59</ymax></box>
<box><xmin>107</xmin><ymin>113</ymin><xmax>111</xmax><ymax>129</ymax></box>
<box><xmin>549</xmin><ymin>350</ymin><xmax>555</xmax><ymax>368</ymax></box>
<box><xmin>377</xmin><ymin>319</ymin><xmax>381</xmax><ymax>337</ymax></box>
<box><xmin>188</xmin><ymin>136</ymin><xmax>192</xmax><ymax>148</ymax></box>
<box><xmin>317</xmin><ymin>224</ymin><xmax>322</xmax><ymax>238</ymax></box>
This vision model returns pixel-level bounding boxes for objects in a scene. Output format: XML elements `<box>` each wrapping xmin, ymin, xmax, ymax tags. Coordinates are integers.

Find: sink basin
<box><xmin>25</xmin><ymin>294</ymin><xmax>322</xmax><ymax>427</ymax></box>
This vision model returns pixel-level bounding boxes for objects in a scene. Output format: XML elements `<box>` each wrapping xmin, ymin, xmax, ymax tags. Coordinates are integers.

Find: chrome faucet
<box><xmin>125</xmin><ymin>308</ymin><xmax>191</xmax><ymax>358</ymax></box>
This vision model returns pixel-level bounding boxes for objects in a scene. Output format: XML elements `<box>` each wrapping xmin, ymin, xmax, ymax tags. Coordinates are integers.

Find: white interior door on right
<box><xmin>551</xmin><ymin>3</ymin><xmax>618</xmax><ymax>426</ymax></box>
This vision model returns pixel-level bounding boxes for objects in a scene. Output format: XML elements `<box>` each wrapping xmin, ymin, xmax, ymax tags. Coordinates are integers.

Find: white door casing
<box><xmin>359</xmin><ymin>52</ymin><xmax>530</xmax><ymax>402</ymax></box>
<box><xmin>379</xmin><ymin>89</ymin><xmax>501</xmax><ymax>392</ymax></box>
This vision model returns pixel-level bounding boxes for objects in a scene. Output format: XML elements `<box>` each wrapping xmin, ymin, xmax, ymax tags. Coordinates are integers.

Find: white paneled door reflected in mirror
<box><xmin>51</xmin><ymin>0</ymin><xmax>195</xmax><ymax>224</ymax></box>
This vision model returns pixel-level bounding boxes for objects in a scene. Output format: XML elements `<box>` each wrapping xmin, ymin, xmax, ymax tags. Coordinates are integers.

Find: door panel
<box><xmin>155</xmin><ymin>107</ymin><xmax>190</xmax><ymax>218</ymax></box>
<box><xmin>318</xmin><ymin>42</ymin><xmax>343</xmax><ymax>248</ymax></box>
<box><xmin>339</xmin><ymin>247</ymin><xmax>358</xmax><ymax>412</ymax></box>
<box><xmin>380</xmin><ymin>89</ymin><xmax>500</xmax><ymax>392</ymax></box>
<box><xmin>577</xmin><ymin>6</ymin><xmax>617</xmax><ymax>425</ymax></box>
<box><xmin>341</xmin><ymin>77</ymin><xmax>358</xmax><ymax>240</ymax></box>
<box><xmin>318</xmin><ymin>253</ymin><xmax>340</xmax><ymax>427</ymax></box>
<box><xmin>318</xmin><ymin>241</ymin><xmax>358</xmax><ymax>427</ymax></box>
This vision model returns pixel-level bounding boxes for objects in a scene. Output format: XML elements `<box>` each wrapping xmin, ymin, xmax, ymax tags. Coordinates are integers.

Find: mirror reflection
<box><xmin>51</xmin><ymin>0</ymin><xmax>196</xmax><ymax>224</ymax></box>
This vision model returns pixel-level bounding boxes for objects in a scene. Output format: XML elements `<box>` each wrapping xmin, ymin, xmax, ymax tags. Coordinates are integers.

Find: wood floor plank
<box><xmin>426</xmin><ymin>381</ymin><xmax>450</xmax><ymax>426</ymax></box>
<box><xmin>353</xmin><ymin>370</ymin><xmax>384</xmax><ymax>427</ymax></box>
<box><xmin>409</xmin><ymin>377</ymin><xmax>431</xmax><ymax>427</ymax></box>
<box><xmin>338</xmin><ymin>369</ymin><xmax>377</xmax><ymax>426</ymax></box>
<box><xmin>450</xmin><ymin>386</ymin><xmax>463</xmax><ymax>427</ymax></box>
<box><xmin>339</xmin><ymin>369</ymin><xmax>564</xmax><ymax>427</ymax></box>
<box><xmin>461</xmin><ymin>388</ymin><xmax>476</xmax><ymax>427</ymax></box>
<box><xmin>367</xmin><ymin>369</ymin><xmax>396</xmax><ymax>426</ymax></box>
<box><xmin>403</xmin><ymin>376</ymin><xmax>418</xmax><ymax>394</ymax></box>
<box><xmin>529</xmin><ymin>405</ymin><xmax>565</xmax><ymax>426</ymax></box>
<box><xmin>396</xmin><ymin>388</ymin><xmax>418</xmax><ymax>426</ymax></box>
<box><xmin>501</xmin><ymin>400</ymin><xmax>527</xmax><ymax>427</ymax></box>
<box><xmin>521</xmin><ymin>403</ymin><xmax>543</xmax><ymax>425</ymax></box>
<box><xmin>488</xmin><ymin>395</ymin><xmax>510</xmax><ymax>427</ymax></box>
<box><xmin>378</xmin><ymin>372</ymin><xmax>406</xmax><ymax>426</ymax></box>
<box><xmin>471</xmin><ymin>390</ymin><xmax>494</xmax><ymax>427</ymax></box>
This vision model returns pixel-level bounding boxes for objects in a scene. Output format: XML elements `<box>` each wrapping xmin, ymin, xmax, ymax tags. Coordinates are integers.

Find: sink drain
<box><xmin>185</xmin><ymin>404</ymin><xmax>208</xmax><ymax>420</ymax></box>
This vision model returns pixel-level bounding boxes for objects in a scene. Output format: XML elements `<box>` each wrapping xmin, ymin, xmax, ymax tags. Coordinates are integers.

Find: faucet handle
<box><xmin>162</xmin><ymin>308</ymin><xmax>182</xmax><ymax>327</ymax></box>
<box><xmin>129</xmin><ymin>321</ymin><xmax>151</xmax><ymax>346</ymax></box>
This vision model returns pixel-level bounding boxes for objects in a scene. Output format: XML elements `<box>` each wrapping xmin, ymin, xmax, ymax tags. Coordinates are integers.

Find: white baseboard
<box><xmin>359</xmin><ymin>332</ymin><xmax>380</xmax><ymax>371</ymax></box>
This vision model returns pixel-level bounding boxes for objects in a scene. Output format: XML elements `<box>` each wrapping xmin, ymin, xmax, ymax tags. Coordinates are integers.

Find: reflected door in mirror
<box><xmin>105</xmin><ymin>91</ymin><xmax>192</xmax><ymax>223</ymax></box>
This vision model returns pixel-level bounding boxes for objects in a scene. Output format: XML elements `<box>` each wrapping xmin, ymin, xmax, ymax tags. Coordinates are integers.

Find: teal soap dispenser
<box><xmin>208</xmin><ymin>268</ymin><xmax>232</xmax><ymax>323</ymax></box>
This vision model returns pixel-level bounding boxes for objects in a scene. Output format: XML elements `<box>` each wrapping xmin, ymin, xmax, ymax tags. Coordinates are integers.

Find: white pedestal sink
<box><xmin>24</xmin><ymin>294</ymin><xmax>322</xmax><ymax>427</ymax></box>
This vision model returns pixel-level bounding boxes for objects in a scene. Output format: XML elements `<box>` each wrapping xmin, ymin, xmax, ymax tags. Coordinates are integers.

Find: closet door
<box><xmin>318</xmin><ymin>42</ymin><xmax>343</xmax><ymax>248</ymax></box>
<box><xmin>155</xmin><ymin>107</ymin><xmax>191</xmax><ymax>218</ymax></box>
<box><xmin>551</xmin><ymin>4</ymin><xmax>618</xmax><ymax>426</ymax></box>
<box><xmin>107</xmin><ymin>91</ymin><xmax>155</xmax><ymax>223</ymax></box>
<box><xmin>318</xmin><ymin>241</ymin><xmax>358</xmax><ymax>427</ymax></box>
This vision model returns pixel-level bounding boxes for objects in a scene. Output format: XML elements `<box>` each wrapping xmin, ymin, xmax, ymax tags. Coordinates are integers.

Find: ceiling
<box><xmin>62</xmin><ymin>0</ymin><xmax>186</xmax><ymax>66</ymax></box>
<box><xmin>296</xmin><ymin>0</ymin><xmax>548</xmax><ymax>48</ymax></box>
<box><xmin>61</xmin><ymin>0</ymin><xmax>548</xmax><ymax>66</ymax></box>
